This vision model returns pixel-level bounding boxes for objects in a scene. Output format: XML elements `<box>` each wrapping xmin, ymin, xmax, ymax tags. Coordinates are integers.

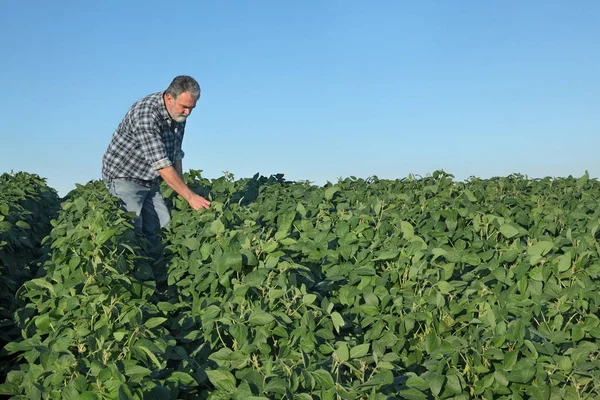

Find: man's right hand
<box><xmin>158</xmin><ymin>166</ymin><xmax>211</xmax><ymax>211</ymax></box>
<box><xmin>188</xmin><ymin>193</ymin><xmax>211</xmax><ymax>210</ymax></box>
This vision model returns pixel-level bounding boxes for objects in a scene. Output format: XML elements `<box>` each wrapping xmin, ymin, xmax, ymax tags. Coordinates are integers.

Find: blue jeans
<box><xmin>107</xmin><ymin>178</ymin><xmax>170</xmax><ymax>243</ymax></box>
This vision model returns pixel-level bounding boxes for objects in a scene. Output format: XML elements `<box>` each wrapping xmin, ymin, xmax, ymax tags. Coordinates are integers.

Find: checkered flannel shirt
<box><xmin>102</xmin><ymin>91</ymin><xmax>185</xmax><ymax>185</ymax></box>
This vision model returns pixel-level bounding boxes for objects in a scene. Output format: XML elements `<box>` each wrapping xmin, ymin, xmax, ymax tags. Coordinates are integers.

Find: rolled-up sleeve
<box><xmin>151</xmin><ymin>157</ymin><xmax>172</xmax><ymax>170</ymax></box>
<box><xmin>134</xmin><ymin>111</ymin><xmax>172</xmax><ymax>171</ymax></box>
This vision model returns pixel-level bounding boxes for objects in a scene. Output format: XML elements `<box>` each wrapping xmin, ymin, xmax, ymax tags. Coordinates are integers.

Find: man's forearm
<box><xmin>158</xmin><ymin>166</ymin><xmax>194</xmax><ymax>201</ymax></box>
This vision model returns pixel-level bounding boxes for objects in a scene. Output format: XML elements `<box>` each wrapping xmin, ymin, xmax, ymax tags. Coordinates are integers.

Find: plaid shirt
<box><xmin>102</xmin><ymin>91</ymin><xmax>185</xmax><ymax>185</ymax></box>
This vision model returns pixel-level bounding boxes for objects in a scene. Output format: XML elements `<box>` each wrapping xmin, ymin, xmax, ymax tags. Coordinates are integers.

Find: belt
<box><xmin>108</xmin><ymin>177</ymin><xmax>163</xmax><ymax>187</ymax></box>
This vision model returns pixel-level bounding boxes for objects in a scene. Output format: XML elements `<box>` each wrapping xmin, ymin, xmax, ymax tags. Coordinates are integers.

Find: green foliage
<box><xmin>1</xmin><ymin>180</ymin><xmax>193</xmax><ymax>398</ymax></box>
<box><xmin>2</xmin><ymin>170</ymin><xmax>600</xmax><ymax>399</ymax></box>
<box><xmin>0</xmin><ymin>172</ymin><xmax>60</xmax><ymax>375</ymax></box>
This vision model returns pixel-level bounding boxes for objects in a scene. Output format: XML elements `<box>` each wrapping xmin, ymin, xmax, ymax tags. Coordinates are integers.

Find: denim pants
<box><xmin>107</xmin><ymin>178</ymin><xmax>170</xmax><ymax>243</ymax></box>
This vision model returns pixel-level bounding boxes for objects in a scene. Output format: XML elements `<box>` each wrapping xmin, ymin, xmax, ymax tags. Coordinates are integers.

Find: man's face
<box><xmin>165</xmin><ymin>91</ymin><xmax>197</xmax><ymax>123</ymax></box>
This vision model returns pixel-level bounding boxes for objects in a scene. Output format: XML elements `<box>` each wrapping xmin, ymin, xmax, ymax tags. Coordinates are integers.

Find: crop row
<box><xmin>0</xmin><ymin>172</ymin><xmax>60</xmax><ymax>376</ymax></box>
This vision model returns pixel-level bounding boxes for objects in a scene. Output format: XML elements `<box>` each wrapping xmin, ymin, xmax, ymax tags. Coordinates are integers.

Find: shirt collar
<box><xmin>158</xmin><ymin>91</ymin><xmax>172</xmax><ymax>122</ymax></box>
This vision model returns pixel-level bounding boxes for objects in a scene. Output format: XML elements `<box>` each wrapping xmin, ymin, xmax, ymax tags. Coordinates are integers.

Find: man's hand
<box><xmin>158</xmin><ymin>166</ymin><xmax>211</xmax><ymax>210</ymax></box>
<box><xmin>188</xmin><ymin>193</ymin><xmax>211</xmax><ymax>210</ymax></box>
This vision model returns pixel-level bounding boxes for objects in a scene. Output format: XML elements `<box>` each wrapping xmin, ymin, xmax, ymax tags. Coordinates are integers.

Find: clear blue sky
<box><xmin>1</xmin><ymin>1</ymin><xmax>598</xmax><ymax>195</ymax></box>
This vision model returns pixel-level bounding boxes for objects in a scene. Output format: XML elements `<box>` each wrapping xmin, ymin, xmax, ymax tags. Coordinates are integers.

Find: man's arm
<box><xmin>158</xmin><ymin>166</ymin><xmax>210</xmax><ymax>210</ymax></box>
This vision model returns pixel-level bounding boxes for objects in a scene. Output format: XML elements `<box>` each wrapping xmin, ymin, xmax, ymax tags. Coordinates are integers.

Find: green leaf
<box><xmin>296</xmin><ymin>202</ymin><xmax>307</xmax><ymax>216</ymax></box>
<box><xmin>506</xmin><ymin>357</ymin><xmax>536</xmax><ymax>383</ymax></box>
<box><xmin>79</xmin><ymin>392</ymin><xmax>101</xmax><ymax>400</ymax></box>
<box><xmin>556</xmin><ymin>356</ymin><xmax>572</xmax><ymax>373</ymax></box>
<box><xmin>241</xmin><ymin>249</ymin><xmax>258</xmax><ymax>266</ymax></box>
<box><xmin>15</xmin><ymin>220</ymin><xmax>31</xmax><ymax>229</ymax></box>
<box><xmin>431</xmin><ymin>247</ymin><xmax>447</xmax><ymax>262</ymax></box>
<box><xmin>462</xmin><ymin>252</ymin><xmax>481</xmax><ymax>266</ymax></box>
<box><xmin>68</xmin><ymin>255</ymin><xmax>81</xmax><ymax>269</ymax></box>
<box><xmin>312</xmin><ymin>369</ymin><xmax>334</xmax><ymax>389</ymax></box>
<box><xmin>62</xmin><ymin>386</ymin><xmax>79</xmax><ymax>400</ymax></box>
<box><xmin>527</xmin><ymin>241</ymin><xmax>553</xmax><ymax>258</ymax></box>
<box><xmin>118</xmin><ymin>384</ymin><xmax>134</xmax><ymax>400</ymax></box>
<box><xmin>264</xmin><ymin>378</ymin><xmax>288</xmax><ymax>394</ymax></box>
<box><xmin>167</xmin><ymin>371</ymin><xmax>198</xmax><ymax>386</ymax></box>
<box><xmin>437</xmin><ymin>281</ymin><xmax>454</xmax><ymax>294</ymax></box>
<box><xmin>240</xmin><ymin>370</ymin><xmax>264</xmax><ymax>394</ymax></box>
<box><xmin>144</xmin><ymin>317</ymin><xmax>167</xmax><ymax>329</ymax></box>
<box><xmin>325</xmin><ymin>186</ymin><xmax>339</xmax><ymax>200</ymax></box>
<box><xmin>4</xmin><ymin>338</ymin><xmax>40</xmax><ymax>354</ymax></box>
<box><xmin>331</xmin><ymin>312</ymin><xmax>345</xmax><ymax>333</ymax></box>
<box><xmin>444</xmin><ymin>374</ymin><xmax>462</xmax><ymax>394</ymax></box>
<box><xmin>557</xmin><ymin>253</ymin><xmax>571</xmax><ymax>272</ymax></box>
<box><xmin>239</xmin><ymin>398</ymin><xmax>270</xmax><ymax>400</ymax></box>
<box><xmin>26</xmin><ymin>278</ymin><xmax>55</xmax><ymax>295</ymax></box>
<box><xmin>263</xmin><ymin>241</ymin><xmax>278</xmax><ymax>253</ymax></box>
<box><xmin>494</xmin><ymin>370</ymin><xmax>509</xmax><ymax>387</ymax></box>
<box><xmin>248</xmin><ymin>311</ymin><xmax>275</xmax><ymax>326</ymax></box>
<box><xmin>181</xmin><ymin>238</ymin><xmax>200</xmax><ymax>251</ymax></box>
<box><xmin>206</xmin><ymin>369</ymin><xmax>237</xmax><ymax>393</ymax></box>
<box><xmin>576</xmin><ymin>170</ymin><xmax>589</xmax><ymax>190</ymax></box>
<box><xmin>74</xmin><ymin>197</ymin><xmax>87</xmax><ymax>212</ymax></box>
<box><xmin>482</xmin><ymin>306</ymin><xmax>496</xmax><ymax>329</ymax></box>
<box><xmin>401</xmin><ymin>221</ymin><xmax>415</xmax><ymax>239</ymax></box>
<box><xmin>244</xmin><ymin>269</ymin><xmax>268</xmax><ymax>287</ymax></box>
<box><xmin>529</xmin><ymin>266</ymin><xmax>544</xmax><ymax>281</ymax></box>
<box><xmin>71</xmin><ymin>375</ymin><xmax>88</xmax><ymax>392</ymax></box>
<box><xmin>500</xmin><ymin>249</ymin><xmax>519</xmax><ymax>263</ymax></box>
<box><xmin>135</xmin><ymin>344</ymin><xmax>163</xmax><ymax>369</ymax></box>
<box><xmin>504</xmin><ymin>350</ymin><xmax>518</xmax><ymax>370</ymax></box>
<box><xmin>350</xmin><ymin>343</ymin><xmax>370</xmax><ymax>359</ymax></box>
<box><xmin>280</xmin><ymin>237</ymin><xmax>296</xmax><ymax>245</ymax></box>
<box><xmin>334</xmin><ymin>342</ymin><xmax>349</xmax><ymax>362</ymax></box>
<box><xmin>374</xmin><ymin>250</ymin><xmax>399</xmax><ymax>261</ymax></box>
<box><xmin>499</xmin><ymin>224</ymin><xmax>519</xmax><ymax>238</ymax></box>
<box><xmin>396</xmin><ymin>388</ymin><xmax>428</xmax><ymax>400</ymax></box>
<box><xmin>363</xmin><ymin>369</ymin><xmax>394</xmax><ymax>387</ymax></box>
<box><xmin>463</xmin><ymin>189</ymin><xmax>478</xmax><ymax>202</ymax></box>
<box><xmin>0</xmin><ymin>383</ymin><xmax>20</xmax><ymax>395</ymax></box>
<box><xmin>221</xmin><ymin>252</ymin><xmax>243</xmax><ymax>273</ymax></box>
<box><xmin>229</xmin><ymin>324</ymin><xmax>248</xmax><ymax>347</ymax></box>
<box><xmin>96</xmin><ymin>229</ymin><xmax>118</xmax><ymax>245</ymax></box>
<box><xmin>211</xmin><ymin>219</ymin><xmax>226</xmax><ymax>235</ymax></box>
<box><xmin>363</xmin><ymin>292</ymin><xmax>379</xmax><ymax>306</ymax></box>
<box><xmin>302</xmin><ymin>294</ymin><xmax>317</xmax><ymax>305</ymax></box>
<box><xmin>209</xmin><ymin>348</ymin><xmax>233</xmax><ymax>364</ymax></box>
<box><xmin>124</xmin><ymin>365</ymin><xmax>151</xmax><ymax>377</ymax></box>
<box><xmin>572</xmin><ymin>325</ymin><xmax>585</xmax><ymax>342</ymax></box>
<box><xmin>530</xmin><ymin>383</ymin><xmax>551</xmax><ymax>400</ymax></box>
<box><xmin>157</xmin><ymin>302</ymin><xmax>181</xmax><ymax>312</ymax></box>
<box><xmin>34</xmin><ymin>313</ymin><xmax>50</xmax><ymax>331</ymax></box>
<box><xmin>427</xmin><ymin>372</ymin><xmax>445</xmax><ymax>397</ymax></box>
<box><xmin>425</xmin><ymin>332</ymin><xmax>441</xmax><ymax>353</ymax></box>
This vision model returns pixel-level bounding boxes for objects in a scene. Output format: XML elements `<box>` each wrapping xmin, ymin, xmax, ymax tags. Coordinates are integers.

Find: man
<box><xmin>102</xmin><ymin>75</ymin><xmax>210</xmax><ymax>245</ymax></box>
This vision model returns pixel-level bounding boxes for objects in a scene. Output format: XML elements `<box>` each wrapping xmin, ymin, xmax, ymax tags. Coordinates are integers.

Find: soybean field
<box><xmin>1</xmin><ymin>170</ymin><xmax>600</xmax><ymax>399</ymax></box>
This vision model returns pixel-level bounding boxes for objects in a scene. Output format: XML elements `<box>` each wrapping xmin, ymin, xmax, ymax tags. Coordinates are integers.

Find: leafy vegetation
<box><xmin>0</xmin><ymin>172</ymin><xmax>60</xmax><ymax>378</ymax></box>
<box><xmin>1</xmin><ymin>170</ymin><xmax>600</xmax><ymax>399</ymax></box>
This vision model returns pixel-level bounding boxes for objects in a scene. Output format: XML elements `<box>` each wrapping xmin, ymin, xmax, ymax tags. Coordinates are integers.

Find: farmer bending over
<box><xmin>102</xmin><ymin>75</ymin><xmax>210</xmax><ymax>247</ymax></box>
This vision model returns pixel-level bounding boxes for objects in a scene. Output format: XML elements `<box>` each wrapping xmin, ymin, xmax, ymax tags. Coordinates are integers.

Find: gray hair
<box><xmin>165</xmin><ymin>75</ymin><xmax>200</xmax><ymax>100</ymax></box>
